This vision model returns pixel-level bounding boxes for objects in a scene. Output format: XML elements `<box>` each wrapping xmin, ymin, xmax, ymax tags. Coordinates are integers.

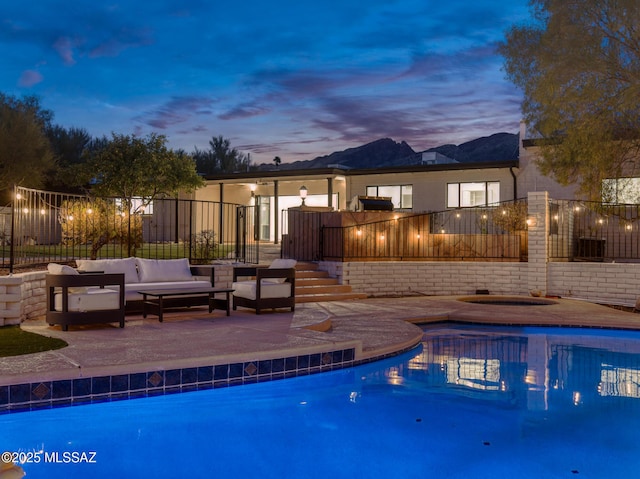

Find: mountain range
<box><xmin>256</xmin><ymin>132</ymin><xmax>519</xmax><ymax>171</ymax></box>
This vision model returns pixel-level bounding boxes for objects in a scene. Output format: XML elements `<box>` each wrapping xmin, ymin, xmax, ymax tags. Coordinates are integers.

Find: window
<box><xmin>447</xmin><ymin>182</ymin><xmax>500</xmax><ymax>208</ymax></box>
<box><xmin>115</xmin><ymin>197</ymin><xmax>154</xmax><ymax>215</ymax></box>
<box><xmin>366</xmin><ymin>185</ymin><xmax>412</xmax><ymax>209</ymax></box>
<box><xmin>602</xmin><ymin>178</ymin><xmax>640</xmax><ymax>204</ymax></box>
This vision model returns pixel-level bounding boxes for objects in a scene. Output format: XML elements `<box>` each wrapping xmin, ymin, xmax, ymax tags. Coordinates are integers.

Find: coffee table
<box><xmin>138</xmin><ymin>287</ymin><xmax>234</xmax><ymax>323</ymax></box>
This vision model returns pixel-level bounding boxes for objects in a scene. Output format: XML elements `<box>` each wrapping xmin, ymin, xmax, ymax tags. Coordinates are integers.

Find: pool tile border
<box><xmin>0</xmin><ymin>344</ymin><xmax>417</xmax><ymax>414</ymax></box>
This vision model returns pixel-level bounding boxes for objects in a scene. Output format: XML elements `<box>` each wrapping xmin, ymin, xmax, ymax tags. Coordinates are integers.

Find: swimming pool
<box><xmin>2</xmin><ymin>323</ymin><xmax>640</xmax><ymax>478</ymax></box>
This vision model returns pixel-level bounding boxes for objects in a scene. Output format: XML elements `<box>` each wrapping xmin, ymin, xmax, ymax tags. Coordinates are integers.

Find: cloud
<box><xmin>53</xmin><ymin>37</ymin><xmax>78</xmax><ymax>65</ymax></box>
<box><xmin>88</xmin><ymin>27</ymin><xmax>154</xmax><ymax>58</ymax></box>
<box><xmin>18</xmin><ymin>70</ymin><xmax>43</xmax><ymax>87</ymax></box>
<box><xmin>135</xmin><ymin>96</ymin><xmax>217</xmax><ymax>129</ymax></box>
<box><xmin>219</xmin><ymin>104</ymin><xmax>270</xmax><ymax>120</ymax></box>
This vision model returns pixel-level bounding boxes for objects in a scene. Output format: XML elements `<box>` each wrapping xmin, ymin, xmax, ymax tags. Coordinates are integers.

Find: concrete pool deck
<box><xmin>1</xmin><ymin>295</ymin><xmax>639</xmax><ymax>411</ymax></box>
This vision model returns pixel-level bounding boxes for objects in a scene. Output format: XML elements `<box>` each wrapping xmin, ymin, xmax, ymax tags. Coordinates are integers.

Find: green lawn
<box><xmin>10</xmin><ymin>242</ymin><xmax>236</xmax><ymax>262</ymax></box>
<box><xmin>0</xmin><ymin>326</ymin><xmax>67</xmax><ymax>357</ymax></box>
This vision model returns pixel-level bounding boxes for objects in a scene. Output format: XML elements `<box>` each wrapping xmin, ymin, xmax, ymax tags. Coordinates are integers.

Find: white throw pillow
<box><xmin>267</xmin><ymin>258</ymin><xmax>297</xmax><ymax>283</ymax></box>
<box><xmin>136</xmin><ymin>258</ymin><xmax>193</xmax><ymax>283</ymax></box>
<box><xmin>75</xmin><ymin>257</ymin><xmax>139</xmax><ymax>283</ymax></box>
<box><xmin>47</xmin><ymin>263</ymin><xmax>86</xmax><ymax>293</ymax></box>
<box><xmin>269</xmin><ymin>259</ymin><xmax>297</xmax><ymax>269</ymax></box>
<box><xmin>47</xmin><ymin>263</ymin><xmax>79</xmax><ymax>275</ymax></box>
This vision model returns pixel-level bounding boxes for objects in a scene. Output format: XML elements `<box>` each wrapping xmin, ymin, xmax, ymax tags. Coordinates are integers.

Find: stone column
<box><xmin>0</xmin><ymin>276</ymin><xmax>23</xmax><ymax>325</ymax></box>
<box><xmin>527</xmin><ymin>191</ymin><xmax>549</xmax><ymax>296</ymax></box>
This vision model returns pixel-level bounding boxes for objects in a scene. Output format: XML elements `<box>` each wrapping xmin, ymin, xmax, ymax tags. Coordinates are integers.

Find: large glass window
<box><xmin>602</xmin><ymin>178</ymin><xmax>640</xmax><ymax>204</ymax></box>
<box><xmin>366</xmin><ymin>185</ymin><xmax>412</xmax><ymax>209</ymax></box>
<box><xmin>115</xmin><ymin>197</ymin><xmax>154</xmax><ymax>215</ymax></box>
<box><xmin>447</xmin><ymin>182</ymin><xmax>500</xmax><ymax>208</ymax></box>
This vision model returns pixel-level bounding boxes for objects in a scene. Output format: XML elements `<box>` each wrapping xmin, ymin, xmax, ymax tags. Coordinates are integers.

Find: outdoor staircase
<box><xmin>255</xmin><ymin>243</ymin><xmax>366</xmax><ymax>303</ymax></box>
<box><xmin>294</xmin><ymin>262</ymin><xmax>367</xmax><ymax>304</ymax></box>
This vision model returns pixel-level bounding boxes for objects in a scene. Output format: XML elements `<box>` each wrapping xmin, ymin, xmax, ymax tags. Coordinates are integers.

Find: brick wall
<box><xmin>331</xmin><ymin>261</ymin><xmax>529</xmax><ymax>297</ymax></box>
<box><xmin>548</xmin><ymin>262</ymin><xmax>640</xmax><ymax>307</ymax></box>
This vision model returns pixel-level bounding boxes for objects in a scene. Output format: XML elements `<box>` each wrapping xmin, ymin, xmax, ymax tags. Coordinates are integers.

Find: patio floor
<box><xmin>4</xmin><ymin>295</ymin><xmax>640</xmax><ymax>388</ymax></box>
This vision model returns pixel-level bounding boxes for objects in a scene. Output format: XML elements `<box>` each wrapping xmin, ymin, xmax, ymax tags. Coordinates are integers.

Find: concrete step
<box><xmin>286</xmin><ymin>261</ymin><xmax>368</xmax><ymax>304</ymax></box>
<box><xmin>296</xmin><ymin>284</ymin><xmax>354</xmax><ymax>295</ymax></box>
<box><xmin>295</xmin><ymin>270</ymin><xmax>330</xmax><ymax>279</ymax></box>
<box><xmin>295</xmin><ymin>262</ymin><xmax>319</xmax><ymax>271</ymax></box>
<box><xmin>296</xmin><ymin>277</ymin><xmax>340</xmax><ymax>286</ymax></box>
<box><xmin>295</xmin><ymin>292</ymin><xmax>368</xmax><ymax>303</ymax></box>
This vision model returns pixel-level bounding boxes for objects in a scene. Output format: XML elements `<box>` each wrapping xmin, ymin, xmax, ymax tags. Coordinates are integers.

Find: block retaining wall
<box><xmin>3</xmin><ymin>259</ymin><xmax>640</xmax><ymax>325</ymax></box>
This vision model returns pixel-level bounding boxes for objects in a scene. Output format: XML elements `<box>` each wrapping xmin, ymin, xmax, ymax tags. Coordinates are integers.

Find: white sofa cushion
<box><xmin>54</xmin><ymin>288</ymin><xmax>120</xmax><ymax>312</ymax></box>
<box><xmin>232</xmin><ymin>281</ymin><xmax>292</xmax><ymax>301</ymax></box>
<box><xmin>76</xmin><ymin>258</ymin><xmax>139</xmax><ymax>284</ymax></box>
<box><xmin>135</xmin><ymin>258</ymin><xmax>193</xmax><ymax>283</ymax></box>
<box><xmin>268</xmin><ymin>259</ymin><xmax>297</xmax><ymax>283</ymax></box>
<box><xmin>123</xmin><ymin>280</ymin><xmax>212</xmax><ymax>302</ymax></box>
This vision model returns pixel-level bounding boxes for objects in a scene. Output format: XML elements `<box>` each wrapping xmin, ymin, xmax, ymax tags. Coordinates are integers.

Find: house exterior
<box><xmin>195</xmin><ymin>122</ymin><xmax>581</xmax><ymax>243</ymax></box>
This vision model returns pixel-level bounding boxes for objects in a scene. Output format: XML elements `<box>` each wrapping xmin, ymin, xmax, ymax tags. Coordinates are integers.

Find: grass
<box><xmin>0</xmin><ymin>326</ymin><xmax>67</xmax><ymax>357</ymax></box>
<box><xmin>9</xmin><ymin>242</ymin><xmax>236</xmax><ymax>261</ymax></box>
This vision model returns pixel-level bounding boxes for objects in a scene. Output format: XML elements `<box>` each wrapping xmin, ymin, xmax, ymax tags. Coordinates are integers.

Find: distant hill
<box><xmin>255</xmin><ymin>132</ymin><xmax>518</xmax><ymax>171</ymax></box>
<box><xmin>273</xmin><ymin>138</ymin><xmax>416</xmax><ymax>170</ymax></box>
<box><xmin>426</xmin><ymin>132</ymin><xmax>519</xmax><ymax>163</ymax></box>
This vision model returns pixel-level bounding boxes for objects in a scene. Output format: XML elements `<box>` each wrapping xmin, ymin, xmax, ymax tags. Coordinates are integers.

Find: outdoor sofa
<box><xmin>46</xmin><ymin>258</ymin><xmax>215</xmax><ymax>330</ymax></box>
<box><xmin>75</xmin><ymin>257</ymin><xmax>215</xmax><ymax>311</ymax></box>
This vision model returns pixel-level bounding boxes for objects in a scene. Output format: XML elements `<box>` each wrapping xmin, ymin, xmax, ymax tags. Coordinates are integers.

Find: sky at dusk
<box><xmin>1</xmin><ymin>1</ymin><xmax>532</xmax><ymax>165</ymax></box>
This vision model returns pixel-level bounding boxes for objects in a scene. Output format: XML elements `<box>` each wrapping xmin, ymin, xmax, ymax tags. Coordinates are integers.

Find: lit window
<box><xmin>115</xmin><ymin>197</ymin><xmax>154</xmax><ymax>215</ymax></box>
<box><xmin>366</xmin><ymin>185</ymin><xmax>412</xmax><ymax>209</ymax></box>
<box><xmin>602</xmin><ymin>178</ymin><xmax>640</xmax><ymax>204</ymax></box>
<box><xmin>447</xmin><ymin>182</ymin><xmax>500</xmax><ymax>208</ymax></box>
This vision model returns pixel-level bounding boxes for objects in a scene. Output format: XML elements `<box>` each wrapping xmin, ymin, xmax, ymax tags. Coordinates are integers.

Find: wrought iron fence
<box><xmin>316</xmin><ymin>199</ymin><xmax>529</xmax><ymax>261</ymax></box>
<box><xmin>549</xmin><ymin>199</ymin><xmax>640</xmax><ymax>262</ymax></box>
<box><xmin>5</xmin><ymin>186</ymin><xmax>257</xmax><ymax>271</ymax></box>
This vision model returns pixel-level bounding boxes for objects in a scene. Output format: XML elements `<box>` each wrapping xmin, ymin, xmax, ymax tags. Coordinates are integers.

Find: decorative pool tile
<box><xmin>32</xmin><ymin>383</ymin><xmax>51</xmax><ymax>401</ymax></box>
<box><xmin>0</xmin><ymin>344</ymin><xmax>422</xmax><ymax>414</ymax></box>
<box><xmin>243</xmin><ymin>362</ymin><xmax>258</xmax><ymax>376</ymax></box>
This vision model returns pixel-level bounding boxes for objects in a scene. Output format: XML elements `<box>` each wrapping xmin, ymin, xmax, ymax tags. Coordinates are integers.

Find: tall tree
<box><xmin>84</xmin><ymin>132</ymin><xmax>204</xmax><ymax>206</ymax></box>
<box><xmin>0</xmin><ymin>93</ymin><xmax>55</xmax><ymax>195</ymax></box>
<box><xmin>45</xmin><ymin>125</ymin><xmax>93</xmax><ymax>192</ymax></box>
<box><xmin>499</xmin><ymin>0</ymin><xmax>640</xmax><ymax>199</ymax></box>
<box><xmin>193</xmin><ymin>135</ymin><xmax>251</xmax><ymax>174</ymax></box>
<box><xmin>80</xmin><ymin>132</ymin><xmax>204</xmax><ymax>256</ymax></box>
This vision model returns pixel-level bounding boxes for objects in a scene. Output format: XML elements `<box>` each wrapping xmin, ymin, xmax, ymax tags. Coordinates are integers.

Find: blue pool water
<box><xmin>3</xmin><ymin>324</ymin><xmax>640</xmax><ymax>478</ymax></box>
